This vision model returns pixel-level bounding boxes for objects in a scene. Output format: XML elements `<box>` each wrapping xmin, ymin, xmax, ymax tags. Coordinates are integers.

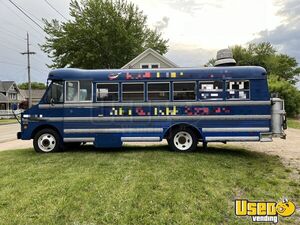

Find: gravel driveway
<box><xmin>230</xmin><ymin>128</ymin><xmax>300</xmax><ymax>171</ymax></box>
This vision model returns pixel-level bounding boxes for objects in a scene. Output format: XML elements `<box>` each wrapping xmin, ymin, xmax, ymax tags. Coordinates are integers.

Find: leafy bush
<box><xmin>268</xmin><ymin>75</ymin><xmax>300</xmax><ymax>117</ymax></box>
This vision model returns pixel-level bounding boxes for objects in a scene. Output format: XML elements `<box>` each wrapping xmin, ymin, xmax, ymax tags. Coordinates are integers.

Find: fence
<box><xmin>0</xmin><ymin>110</ymin><xmax>23</xmax><ymax>119</ymax></box>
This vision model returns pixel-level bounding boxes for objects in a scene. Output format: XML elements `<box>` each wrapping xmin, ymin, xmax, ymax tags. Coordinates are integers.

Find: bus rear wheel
<box><xmin>33</xmin><ymin>129</ymin><xmax>61</xmax><ymax>153</ymax></box>
<box><xmin>168</xmin><ymin>127</ymin><xmax>197</xmax><ymax>152</ymax></box>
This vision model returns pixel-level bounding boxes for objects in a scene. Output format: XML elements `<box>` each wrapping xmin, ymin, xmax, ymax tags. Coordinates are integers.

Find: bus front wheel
<box><xmin>33</xmin><ymin>129</ymin><xmax>61</xmax><ymax>153</ymax></box>
<box><xmin>168</xmin><ymin>127</ymin><xmax>197</xmax><ymax>152</ymax></box>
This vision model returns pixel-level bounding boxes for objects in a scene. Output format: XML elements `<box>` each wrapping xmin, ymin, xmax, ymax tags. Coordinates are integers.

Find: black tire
<box><xmin>33</xmin><ymin>128</ymin><xmax>61</xmax><ymax>153</ymax></box>
<box><xmin>168</xmin><ymin>127</ymin><xmax>198</xmax><ymax>152</ymax></box>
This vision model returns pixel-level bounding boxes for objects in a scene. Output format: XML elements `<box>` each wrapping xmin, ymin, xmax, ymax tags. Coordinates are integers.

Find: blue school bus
<box><xmin>17</xmin><ymin>66</ymin><xmax>286</xmax><ymax>153</ymax></box>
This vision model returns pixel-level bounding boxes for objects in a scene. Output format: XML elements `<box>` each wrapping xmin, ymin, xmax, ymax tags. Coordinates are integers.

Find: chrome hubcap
<box><xmin>38</xmin><ymin>133</ymin><xmax>56</xmax><ymax>152</ymax></box>
<box><xmin>174</xmin><ymin>131</ymin><xmax>193</xmax><ymax>151</ymax></box>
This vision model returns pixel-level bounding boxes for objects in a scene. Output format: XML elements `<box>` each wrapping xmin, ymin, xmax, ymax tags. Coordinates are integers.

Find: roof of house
<box><xmin>0</xmin><ymin>81</ymin><xmax>15</xmax><ymax>92</ymax></box>
<box><xmin>19</xmin><ymin>89</ymin><xmax>46</xmax><ymax>99</ymax></box>
<box><xmin>121</xmin><ymin>48</ymin><xmax>178</xmax><ymax>69</ymax></box>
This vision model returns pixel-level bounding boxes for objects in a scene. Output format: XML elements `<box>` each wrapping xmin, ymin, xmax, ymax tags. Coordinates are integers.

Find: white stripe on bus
<box><xmin>202</xmin><ymin>127</ymin><xmax>270</xmax><ymax>132</ymax></box>
<box><xmin>64</xmin><ymin>128</ymin><xmax>164</xmax><ymax>134</ymax></box>
<box><xmin>205</xmin><ymin>136</ymin><xmax>259</xmax><ymax>141</ymax></box>
<box><xmin>63</xmin><ymin>137</ymin><xmax>95</xmax><ymax>142</ymax></box>
<box><xmin>121</xmin><ymin>137</ymin><xmax>161</xmax><ymax>142</ymax></box>
<box><xmin>30</xmin><ymin>115</ymin><xmax>271</xmax><ymax>122</ymax></box>
<box><xmin>38</xmin><ymin>100</ymin><xmax>271</xmax><ymax>109</ymax></box>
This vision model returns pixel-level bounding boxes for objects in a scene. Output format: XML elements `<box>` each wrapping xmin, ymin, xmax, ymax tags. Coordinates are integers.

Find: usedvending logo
<box><xmin>235</xmin><ymin>199</ymin><xmax>296</xmax><ymax>223</ymax></box>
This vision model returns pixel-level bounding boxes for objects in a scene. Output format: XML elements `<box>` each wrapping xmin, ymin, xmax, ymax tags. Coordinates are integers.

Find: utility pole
<box><xmin>21</xmin><ymin>32</ymin><xmax>35</xmax><ymax>108</ymax></box>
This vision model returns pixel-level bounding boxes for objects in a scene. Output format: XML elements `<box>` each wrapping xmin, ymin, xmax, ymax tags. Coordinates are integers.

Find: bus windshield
<box><xmin>44</xmin><ymin>80</ymin><xmax>64</xmax><ymax>104</ymax></box>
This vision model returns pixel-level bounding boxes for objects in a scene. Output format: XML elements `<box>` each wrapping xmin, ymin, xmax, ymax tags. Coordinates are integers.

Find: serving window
<box><xmin>199</xmin><ymin>81</ymin><xmax>223</xmax><ymax>100</ymax></box>
<box><xmin>226</xmin><ymin>80</ymin><xmax>250</xmax><ymax>100</ymax></box>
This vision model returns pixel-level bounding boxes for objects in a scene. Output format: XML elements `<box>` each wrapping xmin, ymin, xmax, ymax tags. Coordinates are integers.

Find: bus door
<box><xmin>64</xmin><ymin>79</ymin><xmax>94</xmax><ymax>126</ymax></box>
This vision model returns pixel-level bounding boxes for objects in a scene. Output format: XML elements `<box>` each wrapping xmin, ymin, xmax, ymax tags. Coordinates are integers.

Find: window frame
<box><xmin>65</xmin><ymin>80</ymin><xmax>93</xmax><ymax>103</ymax></box>
<box><xmin>147</xmin><ymin>82</ymin><xmax>170</xmax><ymax>102</ymax></box>
<box><xmin>225</xmin><ymin>80</ymin><xmax>251</xmax><ymax>100</ymax></box>
<box><xmin>198</xmin><ymin>80</ymin><xmax>224</xmax><ymax>101</ymax></box>
<box><xmin>121</xmin><ymin>82</ymin><xmax>145</xmax><ymax>102</ymax></box>
<box><xmin>172</xmin><ymin>81</ymin><xmax>197</xmax><ymax>101</ymax></box>
<box><xmin>140</xmin><ymin>63</ymin><xmax>160</xmax><ymax>69</ymax></box>
<box><xmin>96</xmin><ymin>82</ymin><xmax>119</xmax><ymax>102</ymax></box>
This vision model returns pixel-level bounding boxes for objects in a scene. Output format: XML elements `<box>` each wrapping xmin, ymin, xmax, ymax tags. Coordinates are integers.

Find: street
<box><xmin>0</xmin><ymin>123</ymin><xmax>32</xmax><ymax>151</ymax></box>
<box><xmin>0</xmin><ymin>123</ymin><xmax>20</xmax><ymax>143</ymax></box>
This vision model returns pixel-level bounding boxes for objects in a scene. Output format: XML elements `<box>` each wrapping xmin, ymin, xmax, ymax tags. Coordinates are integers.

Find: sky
<box><xmin>0</xmin><ymin>0</ymin><xmax>299</xmax><ymax>85</ymax></box>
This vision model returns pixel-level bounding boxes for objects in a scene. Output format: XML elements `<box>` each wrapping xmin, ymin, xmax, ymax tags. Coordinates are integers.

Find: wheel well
<box><xmin>164</xmin><ymin>123</ymin><xmax>203</xmax><ymax>140</ymax></box>
<box><xmin>31</xmin><ymin>125</ymin><xmax>61</xmax><ymax>139</ymax></box>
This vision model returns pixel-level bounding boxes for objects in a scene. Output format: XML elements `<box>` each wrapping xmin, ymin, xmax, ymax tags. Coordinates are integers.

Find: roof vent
<box><xmin>214</xmin><ymin>49</ymin><xmax>236</xmax><ymax>67</ymax></box>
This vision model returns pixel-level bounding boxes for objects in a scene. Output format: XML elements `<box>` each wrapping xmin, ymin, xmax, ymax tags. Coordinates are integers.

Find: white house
<box><xmin>0</xmin><ymin>81</ymin><xmax>23</xmax><ymax>110</ymax></box>
<box><xmin>121</xmin><ymin>48</ymin><xmax>178</xmax><ymax>69</ymax></box>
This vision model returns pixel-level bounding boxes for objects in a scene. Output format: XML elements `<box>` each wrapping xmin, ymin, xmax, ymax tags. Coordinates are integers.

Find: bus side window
<box><xmin>66</xmin><ymin>81</ymin><xmax>92</xmax><ymax>102</ymax></box>
<box><xmin>66</xmin><ymin>81</ymin><xmax>79</xmax><ymax>102</ymax></box>
<box><xmin>79</xmin><ymin>81</ymin><xmax>92</xmax><ymax>101</ymax></box>
<box><xmin>199</xmin><ymin>81</ymin><xmax>223</xmax><ymax>100</ymax></box>
<box><xmin>122</xmin><ymin>83</ymin><xmax>144</xmax><ymax>102</ymax></box>
<box><xmin>173</xmin><ymin>82</ymin><xmax>196</xmax><ymax>101</ymax></box>
<box><xmin>148</xmin><ymin>82</ymin><xmax>170</xmax><ymax>101</ymax></box>
<box><xmin>97</xmin><ymin>83</ymin><xmax>119</xmax><ymax>102</ymax></box>
<box><xmin>226</xmin><ymin>80</ymin><xmax>250</xmax><ymax>100</ymax></box>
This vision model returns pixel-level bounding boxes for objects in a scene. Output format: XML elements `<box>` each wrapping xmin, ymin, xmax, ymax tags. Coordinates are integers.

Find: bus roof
<box><xmin>48</xmin><ymin>66</ymin><xmax>267</xmax><ymax>81</ymax></box>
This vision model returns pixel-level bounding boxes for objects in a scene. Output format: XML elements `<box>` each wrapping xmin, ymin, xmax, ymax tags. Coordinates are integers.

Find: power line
<box><xmin>0</xmin><ymin>0</ymin><xmax>44</xmax><ymax>38</ymax></box>
<box><xmin>0</xmin><ymin>26</ymin><xmax>25</xmax><ymax>41</ymax></box>
<box><xmin>0</xmin><ymin>42</ymin><xmax>21</xmax><ymax>52</ymax></box>
<box><xmin>0</xmin><ymin>61</ymin><xmax>26</xmax><ymax>67</ymax></box>
<box><xmin>8</xmin><ymin>0</ymin><xmax>44</xmax><ymax>31</ymax></box>
<box><xmin>44</xmin><ymin>0</ymin><xmax>68</xmax><ymax>20</ymax></box>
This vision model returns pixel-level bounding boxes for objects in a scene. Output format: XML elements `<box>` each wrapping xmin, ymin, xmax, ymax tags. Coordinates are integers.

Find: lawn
<box><xmin>288</xmin><ymin>118</ymin><xmax>300</xmax><ymax>129</ymax></box>
<box><xmin>0</xmin><ymin>118</ymin><xmax>17</xmax><ymax>125</ymax></box>
<box><xmin>0</xmin><ymin>146</ymin><xmax>299</xmax><ymax>225</ymax></box>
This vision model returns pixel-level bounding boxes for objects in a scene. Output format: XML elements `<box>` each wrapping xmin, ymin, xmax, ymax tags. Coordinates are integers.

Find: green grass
<box><xmin>0</xmin><ymin>118</ymin><xmax>17</xmax><ymax>124</ymax></box>
<box><xmin>0</xmin><ymin>146</ymin><xmax>299</xmax><ymax>225</ymax></box>
<box><xmin>288</xmin><ymin>118</ymin><xmax>300</xmax><ymax>129</ymax></box>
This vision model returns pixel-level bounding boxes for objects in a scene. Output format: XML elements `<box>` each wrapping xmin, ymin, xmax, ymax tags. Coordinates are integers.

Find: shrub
<box><xmin>268</xmin><ymin>75</ymin><xmax>300</xmax><ymax>117</ymax></box>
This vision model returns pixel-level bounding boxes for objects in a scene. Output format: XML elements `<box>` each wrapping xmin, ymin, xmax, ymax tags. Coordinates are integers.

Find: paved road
<box><xmin>0</xmin><ymin>123</ymin><xmax>32</xmax><ymax>151</ymax></box>
<box><xmin>0</xmin><ymin>123</ymin><xmax>20</xmax><ymax>143</ymax></box>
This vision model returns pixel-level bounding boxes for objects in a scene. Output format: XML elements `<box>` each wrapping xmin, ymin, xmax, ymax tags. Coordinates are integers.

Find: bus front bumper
<box><xmin>17</xmin><ymin>132</ymin><xmax>22</xmax><ymax>139</ymax></box>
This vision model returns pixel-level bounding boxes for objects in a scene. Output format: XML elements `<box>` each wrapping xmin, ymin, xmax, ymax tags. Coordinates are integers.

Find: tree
<box><xmin>268</xmin><ymin>75</ymin><xmax>300</xmax><ymax>117</ymax></box>
<box><xmin>206</xmin><ymin>42</ymin><xmax>300</xmax><ymax>116</ymax></box>
<box><xmin>18</xmin><ymin>82</ymin><xmax>46</xmax><ymax>90</ymax></box>
<box><xmin>230</xmin><ymin>42</ymin><xmax>300</xmax><ymax>82</ymax></box>
<box><xmin>41</xmin><ymin>0</ymin><xmax>168</xmax><ymax>69</ymax></box>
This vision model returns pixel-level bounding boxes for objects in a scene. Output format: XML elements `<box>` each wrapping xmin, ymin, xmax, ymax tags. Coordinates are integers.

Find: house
<box><xmin>121</xmin><ymin>48</ymin><xmax>178</xmax><ymax>69</ymax></box>
<box><xmin>0</xmin><ymin>81</ymin><xmax>23</xmax><ymax>110</ymax></box>
<box><xmin>19</xmin><ymin>89</ymin><xmax>46</xmax><ymax>106</ymax></box>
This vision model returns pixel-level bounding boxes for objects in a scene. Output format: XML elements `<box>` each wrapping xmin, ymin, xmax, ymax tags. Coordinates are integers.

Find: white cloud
<box><xmin>155</xmin><ymin>17</ymin><xmax>170</xmax><ymax>31</ymax></box>
<box><xmin>165</xmin><ymin>43</ymin><xmax>217</xmax><ymax>67</ymax></box>
<box><xmin>252</xmin><ymin>0</ymin><xmax>300</xmax><ymax>63</ymax></box>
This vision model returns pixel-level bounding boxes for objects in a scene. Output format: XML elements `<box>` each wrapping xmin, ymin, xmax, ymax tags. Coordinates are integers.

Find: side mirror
<box><xmin>50</xmin><ymin>98</ymin><xmax>55</xmax><ymax>106</ymax></box>
<box><xmin>19</xmin><ymin>100</ymin><xmax>28</xmax><ymax>110</ymax></box>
